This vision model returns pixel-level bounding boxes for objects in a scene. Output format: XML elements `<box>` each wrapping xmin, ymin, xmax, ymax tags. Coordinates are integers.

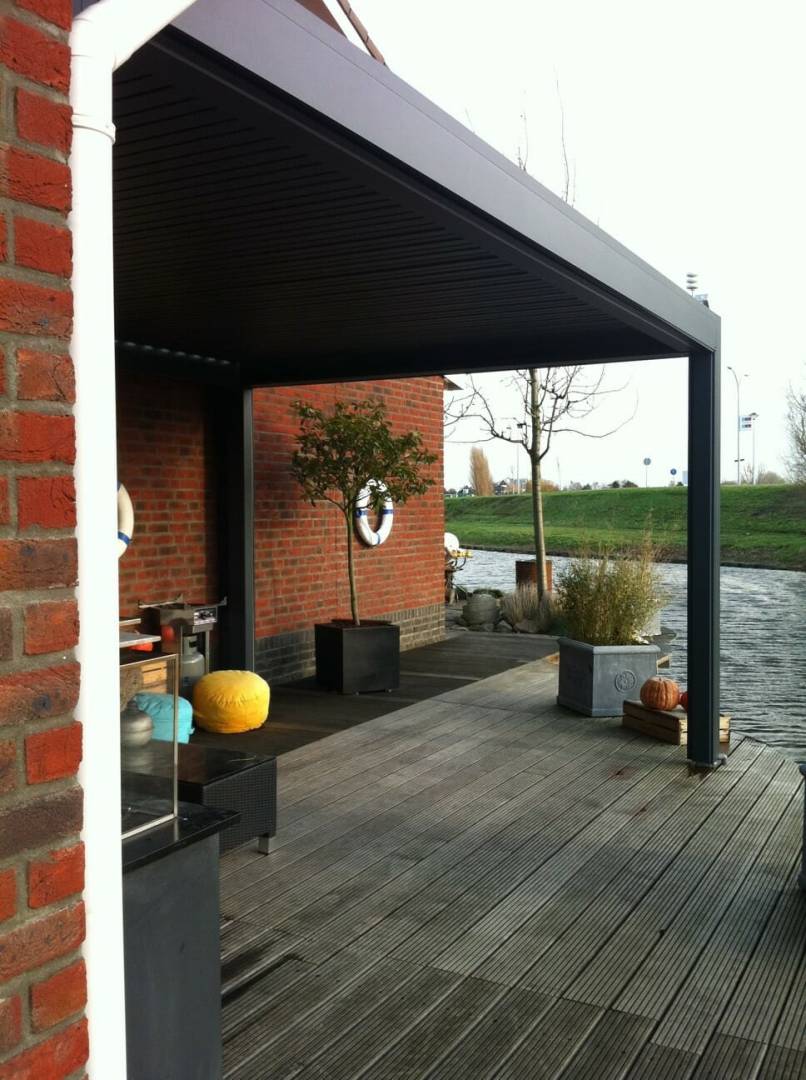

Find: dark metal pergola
<box><xmin>111</xmin><ymin>0</ymin><xmax>722</xmax><ymax>767</ymax></box>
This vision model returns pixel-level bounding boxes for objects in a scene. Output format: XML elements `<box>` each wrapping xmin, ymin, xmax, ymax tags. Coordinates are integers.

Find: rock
<box><xmin>462</xmin><ymin>592</ymin><xmax>500</xmax><ymax>627</ymax></box>
<box><xmin>514</xmin><ymin>619</ymin><xmax>540</xmax><ymax>635</ymax></box>
<box><xmin>496</xmin><ymin>622</ymin><xmax>514</xmax><ymax>633</ymax></box>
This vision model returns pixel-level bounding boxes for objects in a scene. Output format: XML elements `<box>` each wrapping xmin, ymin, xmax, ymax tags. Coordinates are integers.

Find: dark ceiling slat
<box><xmin>115</xmin><ymin>299</ymin><xmax>600</xmax><ymax>337</ymax></box>
<box><xmin>113</xmin><ymin>134</ymin><xmax>296</xmax><ymax>176</ymax></box>
<box><xmin>113</xmin><ymin>146</ymin><xmax>317</xmax><ymax>192</ymax></box>
<box><xmin>114</xmin><ymin>217</ymin><xmax>439</xmax><ymax>261</ymax></box>
<box><xmin>114</xmin><ymin>207</ymin><xmax>421</xmax><ymax>255</ymax></box>
<box><xmin>113</xmin><ymin>169</ymin><xmax>361</xmax><ymax>218</ymax></box>
<box><xmin>114</xmin><ymin>190</ymin><xmax>403</xmax><ymax>244</ymax></box>
<box><xmin>115</xmin><ymin>261</ymin><xmax>528</xmax><ymax>303</ymax></box>
<box><xmin>114</xmin><ymin>103</ymin><xmax>222</xmax><ymax>137</ymax></box>
<box><xmin>112</xmin><ymin>175</ymin><xmax>370</xmax><ymax>227</ymax></box>
<box><xmin>113</xmin><ymin>236</ymin><xmax>487</xmax><ymax>278</ymax></box>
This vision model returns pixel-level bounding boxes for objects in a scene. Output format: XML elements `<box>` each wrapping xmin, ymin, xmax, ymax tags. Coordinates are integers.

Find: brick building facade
<box><xmin>252</xmin><ymin>379</ymin><xmax>445</xmax><ymax>681</ymax></box>
<box><xmin>116</xmin><ymin>371</ymin><xmax>445</xmax><ymax>682</ymax></box>
<box><xmin>116</xmin><ymin>373</ymin><xmax>219</xmax><ymax>617</ymax></box>
<box><xmin>0</xmin><ymin>0</ymin><xmax>88</xmax><ymax>1075</ymax></box>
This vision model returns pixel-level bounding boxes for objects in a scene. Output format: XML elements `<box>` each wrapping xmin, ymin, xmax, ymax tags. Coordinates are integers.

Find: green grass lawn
<box><xmin>445</xmin><ymin>485</ymin><xmax>806</xmax><ymax>571</ymax></box>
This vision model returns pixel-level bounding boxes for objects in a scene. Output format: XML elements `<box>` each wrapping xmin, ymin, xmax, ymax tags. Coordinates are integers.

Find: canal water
<box><xmin>456</xmin><ymin>549</ymin><xmax>806</xmax><ymax>761</ymax></box>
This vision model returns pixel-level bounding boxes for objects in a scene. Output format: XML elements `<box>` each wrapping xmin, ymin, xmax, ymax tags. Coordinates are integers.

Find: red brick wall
<box><xmin>254</xmin><ymin>378</ymin><xmax>444</xmax><ymax>639</ymax></box>
<box><xmin>114</xmin><ymin>375</ymin><xmax>445</xmax><ymax>662</ymax></box>
<box><xmin>294</xmin><ymin>0</ymin><xmax>344</xmax><ymax>34</ymax></box>
<box><xmin>116</xmin><ymin>371</ymin><xmax>219</xmax><ymax>617</ymax></box>
<box><xmin>0</xmin><ymin>1</ymin><xmax>89</xmax><ymax>1075</ymax></box>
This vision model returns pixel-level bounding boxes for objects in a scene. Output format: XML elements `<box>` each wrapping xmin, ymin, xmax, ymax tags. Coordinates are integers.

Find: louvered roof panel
<box><xmin>111</xmin><ymin>0</ymin><xmax>719</xmax><ymax>385</ymax></box>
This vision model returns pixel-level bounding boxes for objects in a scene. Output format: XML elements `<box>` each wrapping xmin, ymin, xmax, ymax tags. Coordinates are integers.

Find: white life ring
<box><xmin>117</xmin><ymin>482</ymin><xmax>134</xmax><ymax>558</ymax></box>
<box><xmin>355</xmin><ymin>481</ymin><xmax>394</xmax><ymax>547</ymax></box>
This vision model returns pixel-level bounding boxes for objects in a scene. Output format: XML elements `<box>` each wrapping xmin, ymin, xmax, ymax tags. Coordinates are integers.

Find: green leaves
<box><xmin>290</xmin><ymin>397</ymin><xmax>438</xmax><ymax>624</ymax></box>
<box><xmin>555</xmin><ymin>536</ymin><xmax>665</xmax><ymax>646</ymax></box>
<box><xmin>290</xmin><ymin>398</ymin><xmax>437</xmax><ymax>517</ymax></box>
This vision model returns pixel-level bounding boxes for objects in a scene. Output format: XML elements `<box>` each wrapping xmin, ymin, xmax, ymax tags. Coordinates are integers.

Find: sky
<box><xmin>333</xmin><ymin>0</ymin><xmax>806</xmax><ymax>489</ymax></box>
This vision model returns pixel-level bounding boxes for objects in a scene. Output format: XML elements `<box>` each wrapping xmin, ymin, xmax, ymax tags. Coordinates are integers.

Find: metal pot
<box><xmin>121</xmin><ymin>700</ymin><xmax>153</xmax><ymax>748</ymax></box>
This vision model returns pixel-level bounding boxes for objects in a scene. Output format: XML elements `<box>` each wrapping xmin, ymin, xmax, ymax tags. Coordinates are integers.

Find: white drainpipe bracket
<box><xmin>70</xmin><ymin>3</ymin><xmax>199</xmax><ymax>1078</ymax></box>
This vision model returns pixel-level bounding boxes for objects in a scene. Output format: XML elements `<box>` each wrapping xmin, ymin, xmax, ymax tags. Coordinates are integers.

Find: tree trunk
<box><xmin>529</xmin><ymin>368</ymin><xmax>548</xmax><ymax>599</ymax></box>
<box><xmin>345</xmin><ymin>511</ymin><xmax>360</xmax><ymax>624</ymax></box>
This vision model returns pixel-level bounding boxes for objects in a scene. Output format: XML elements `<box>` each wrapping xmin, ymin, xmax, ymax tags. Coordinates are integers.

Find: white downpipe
<box><xmin>70</xmin><ymin>3</ymin><xmax>198</xmax><ymax>1077</ymax></box>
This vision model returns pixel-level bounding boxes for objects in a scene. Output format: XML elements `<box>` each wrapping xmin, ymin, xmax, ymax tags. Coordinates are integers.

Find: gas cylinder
<box><xmin>179</xmin><ymin>634</ymin><xmax>206</xmax><ymax>697</ymax></box>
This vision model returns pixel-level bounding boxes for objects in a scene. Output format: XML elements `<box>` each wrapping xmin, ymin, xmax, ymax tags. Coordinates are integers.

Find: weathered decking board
<box><xmin>220</xmin><ymin>659</ymin><xmax>806</xmax><ymax>1079</ymax></box>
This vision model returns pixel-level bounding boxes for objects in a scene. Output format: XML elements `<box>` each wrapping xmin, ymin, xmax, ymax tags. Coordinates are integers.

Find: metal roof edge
<box><xmin>172</xmin><ymin>0</ymin><xmax>720</xmax><ymax>352</ymax></box>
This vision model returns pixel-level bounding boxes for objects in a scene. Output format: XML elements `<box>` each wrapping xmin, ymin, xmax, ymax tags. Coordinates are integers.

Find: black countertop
<box><xmin>122</xmin><ymin>801</ymin><xmax>239</xmax><ymax>874</ymax></box>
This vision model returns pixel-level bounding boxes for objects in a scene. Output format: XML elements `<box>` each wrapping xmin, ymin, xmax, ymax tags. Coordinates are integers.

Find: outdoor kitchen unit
<box><xmin>140</xmin><ymin>597</ymin><xmax>227</xmax><ymax>696</ymax></box>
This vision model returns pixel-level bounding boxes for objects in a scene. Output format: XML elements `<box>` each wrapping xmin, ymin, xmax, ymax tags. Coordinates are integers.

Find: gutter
<box><xmin>69</xmin><ymin>3</ymin><xmax>198</xmax><ymax>1076</ymax></box>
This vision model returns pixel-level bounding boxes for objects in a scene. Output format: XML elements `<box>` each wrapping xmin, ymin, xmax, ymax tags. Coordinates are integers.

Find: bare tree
<box><xmin>755</xmin><ymin>464</ymin><xmax>786</xmax><ymax>485</ymax></box>
<box><xmin>469</xmin><ymin>446</ymin><xmax>494</xmax><ymax>496</ymax></box>
<box><xmin>446</xmin><ymin>95</ymin><xmax>631</xmax><ymax>596</ymax></box>
<box><xmin>555</xmin><ymin>75</ymin><xmax>576</xmax><ymax>206</ymax></box>
<box><xmin>447</xmin><ymin>368</ymin><xmax>634</xmax><ymax>597</ymax></box>
<box><xmin>785</xmin><ymin>377</ymin><xmax>806</xmax><ymax>483</ymax></box>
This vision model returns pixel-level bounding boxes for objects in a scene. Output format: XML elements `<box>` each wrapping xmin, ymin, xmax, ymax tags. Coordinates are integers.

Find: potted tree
<box><xmin>554</xmin><ymin>539</ymin><xmax>664</xmax><ymax>716</ymax></box>
<box><xmin>291</xmin><ymin>398</ymin><xmax>436</xmax><ymax>693</ymax></box>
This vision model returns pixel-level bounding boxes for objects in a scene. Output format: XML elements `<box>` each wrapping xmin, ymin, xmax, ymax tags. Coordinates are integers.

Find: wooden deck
<box><xmin>192</xmin><ymin>631</ymin><xmax>558</xmax><ymax>758</ymax></box>
<box><xmin>218</xmin><ymin>659</ymin><xmax>806</xmax><ymax>1080</ymax></box>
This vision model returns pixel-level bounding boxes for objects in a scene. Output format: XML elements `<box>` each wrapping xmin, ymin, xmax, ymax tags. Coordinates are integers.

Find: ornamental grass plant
<box><xmin>555</xmin><ymin>537</ymin><xmax>664</xmax><ymax>646</ymax></box>
<box><xmin>500</xmin><ymin>583</ymin><xmax>558</xmax><ymax>632</ymax></box>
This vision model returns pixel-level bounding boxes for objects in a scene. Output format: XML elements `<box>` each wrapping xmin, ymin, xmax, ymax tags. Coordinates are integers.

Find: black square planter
<box><xmin>314</xmin><ymin>620</ymin><xmax>400</xmax><ymax>694</ymax></box>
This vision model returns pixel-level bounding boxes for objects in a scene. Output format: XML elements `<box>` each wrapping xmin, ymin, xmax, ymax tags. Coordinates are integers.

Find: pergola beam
<box><xmin>239</xmin><ymin>346</ymin><xmax>683</xmax><ymax>389</ymax></box>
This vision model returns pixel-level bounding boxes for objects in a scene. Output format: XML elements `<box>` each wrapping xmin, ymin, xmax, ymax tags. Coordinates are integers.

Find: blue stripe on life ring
<box><xmin>381</xmin><ymin>508</ymin><xmax>394</xmax><ymax>515</ymax></box>
<box><xmin>118</xmin><ymin>530</ymin><xmax>131</xmax><ymax>546</ymax></box>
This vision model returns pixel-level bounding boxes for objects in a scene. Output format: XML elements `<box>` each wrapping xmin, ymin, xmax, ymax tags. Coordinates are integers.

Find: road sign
<box><xmin>670</xmin><ymin>468</ymin><xmax>677</xmax><ymax>476</ymax></box>
<box><xmin>643</xmin><ymin>457</ymin><xmax>651</xmax><ymax>466</ymax></box>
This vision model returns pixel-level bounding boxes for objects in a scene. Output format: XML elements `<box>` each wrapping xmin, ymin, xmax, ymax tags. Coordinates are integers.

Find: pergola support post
<box><xmin>216</xmin><ymin>386</ymin><xmax>256</xmax><ymax>671</ymax></box>
<box><xmin>686</xmin><ymin>347</ymin><xmax>723</xmax><ymax>769</ymax></box>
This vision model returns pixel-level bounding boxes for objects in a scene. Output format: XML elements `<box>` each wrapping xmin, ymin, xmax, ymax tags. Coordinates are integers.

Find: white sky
<box><xmin>345</xmin><ymin>0</ymin><xmax>806</xmax><ymax>488</ymax></box>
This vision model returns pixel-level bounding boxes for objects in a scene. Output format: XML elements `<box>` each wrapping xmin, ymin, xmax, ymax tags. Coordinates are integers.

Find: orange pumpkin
<box><xmin>640</xmin><ymin>676</ymin><xmax>681</xmax><ymax>712</ymax></box>
<box><xmin>679</xmin><ymin>690</ymin><xmax>689</xmax><ymax>712</ymax></box>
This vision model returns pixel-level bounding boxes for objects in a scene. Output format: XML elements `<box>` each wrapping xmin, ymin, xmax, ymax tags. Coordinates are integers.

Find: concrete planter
<box><xmin>461</xmin><ymin>592</ymin><xmax>500</xmax><ymax>629</ymax></box>
<box><xmin>557</xmin><ymin>637</ymin><xmax>660</xmax><ymax>717</ymax></box>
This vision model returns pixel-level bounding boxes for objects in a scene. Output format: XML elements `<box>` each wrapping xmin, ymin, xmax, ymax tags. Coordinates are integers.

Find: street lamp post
<box><xmin>748</xmin><ymin>412</ymin><xmax>759</xmax><ymax>483</ymax></box>
<box><xmin>726</xmin><ymin>366</ymin><xmax>747</xmax><ymax>484</ymax></box>
<box><xmin>517</xmin><ymin>421</ymin><xmax>527</xmax><ymax>493</ymax></box>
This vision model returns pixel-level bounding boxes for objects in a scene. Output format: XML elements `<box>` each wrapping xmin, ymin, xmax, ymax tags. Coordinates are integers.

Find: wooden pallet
<box><xmin>622</xmin><ymin>699</ymin><xmax>730</xmax><ymax>746</ymax></box>
<box><xmin>139</xmin><ymin>656</ymin><xmax>169</xmax><ymax>695</ymax></box>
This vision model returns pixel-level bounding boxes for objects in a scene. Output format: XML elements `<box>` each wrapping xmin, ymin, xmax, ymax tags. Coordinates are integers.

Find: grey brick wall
<box><xmin>255</xmin><ymin>602</ymin><xmax>445</xmax><ymax>684</ymax></box>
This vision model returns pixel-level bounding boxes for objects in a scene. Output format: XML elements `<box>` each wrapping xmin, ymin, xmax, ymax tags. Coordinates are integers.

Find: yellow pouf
<box><xmin>193</xmin><ymin>670</ymin><xmax>270</xmax><ymax>734</ymax></box>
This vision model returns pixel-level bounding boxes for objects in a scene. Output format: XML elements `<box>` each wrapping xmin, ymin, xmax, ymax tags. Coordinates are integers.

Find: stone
<box><xmin>461</xmin><ymin>592</ymin><xmax>500</xmax><ymax>627</ymax></box>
